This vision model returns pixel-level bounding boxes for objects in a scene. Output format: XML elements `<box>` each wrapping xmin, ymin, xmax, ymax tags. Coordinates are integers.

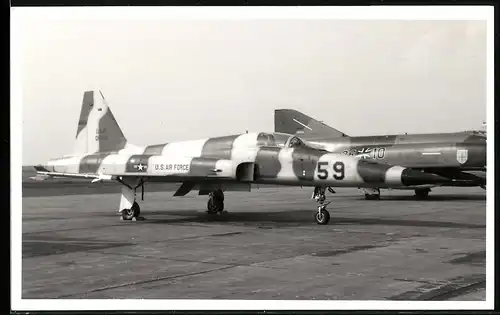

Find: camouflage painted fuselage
<box><xmin>274</xmin><ymin>108</ymin><xmax>487</xmax><ymax>173</ymax></box>
<box><xmin>44</xmin><ymin>132</ymin><xmax>438</xmax><ymax>189</ymax></box>
<box><xmin>307</xmin><ymin>132</ymin><xmax>486</xmax><ymax>171</ymax></box>
<box><xmin>305</xmin><ymin>135</ymin><xmax>487</xmax><ymax>188</ymax></box>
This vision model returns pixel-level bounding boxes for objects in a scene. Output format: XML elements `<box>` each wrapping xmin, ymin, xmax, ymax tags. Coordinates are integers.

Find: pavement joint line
<box><xmin>24</xmin><ymin>229</ymin><xmax>251</xmax><ymax>245</ymax></box>
<box><xmin>389</xmin><ymin>277</ymin><xmax>486</xmax><ymax>301</ymax></box>
<box><xmin>56</xmin><ymin>265</ymin><xmax>237</xmax><ymax>298</ymax></box>
<box><xmin>92</xmin><ymin>250</ymin><xmax>311</xmax><ymax>271</ymax></box>
<box><xmin>394</xmin><ymin>278</ymin><xmax>446</xmax><ymax>285</ymax></box>
<box><xmin>92</xmin><ymin>251</ymin><xmax>245</xmax><ymax>267</ymax></box>
<box><xmin>22</xmin><ymin>239</ymin><xmax>128</xmax><ymax>245</ymax></box>
<box><xmin>385</xmin><ymin>208</ymin><xmax>473</xmax><ymax>218</ymax></box>
<box><xmin>22</xmin><ymin>223</ymin><xmax>134</xmax><ymax>236</ymax></box>
<box><xmin>427</xmin><ymin>280</ymin><xmax>486</xmax><ymax>301</ymax></box>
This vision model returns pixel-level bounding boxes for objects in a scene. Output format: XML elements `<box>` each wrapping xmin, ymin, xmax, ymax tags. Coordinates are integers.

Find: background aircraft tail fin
<box><xmin>73</xmin><ymin>90</ymin><xmax>128</xmax><ymax>155</ymax></box>
<box><xmin>274</xmin><ymin>109</ymin><xmax>348</xmax><ymax>139</ymax></box>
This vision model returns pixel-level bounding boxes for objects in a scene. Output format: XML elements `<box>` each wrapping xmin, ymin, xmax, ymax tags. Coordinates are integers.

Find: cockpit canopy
<box><xmin>257</xmin><ymin>132</ymin><xmax>321</xmax><ymax>150</ymax></box>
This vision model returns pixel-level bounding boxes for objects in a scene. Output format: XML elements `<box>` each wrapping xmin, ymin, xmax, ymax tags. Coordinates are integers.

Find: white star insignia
<box><xmin>136</xmin><ymin>163</ymin><xmax>146</xmax><ymax>171</ymax></box>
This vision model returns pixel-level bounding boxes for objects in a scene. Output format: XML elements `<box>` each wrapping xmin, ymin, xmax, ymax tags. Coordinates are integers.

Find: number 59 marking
<box><xmin>317</xmin><ymin>161</ymin><xmax>345</xmax><ymax>180</ymax></box>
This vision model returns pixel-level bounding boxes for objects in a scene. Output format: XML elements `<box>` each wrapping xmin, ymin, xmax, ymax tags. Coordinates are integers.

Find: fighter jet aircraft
<box><xmin>274</xmin><ymin>109</ymin><xmax>487</xmax><ymax>200</ymax></box>
<box><xmin>32</xmin><ymin>91</ymin><xmax>456</xmax><ymax>225</ymax></box>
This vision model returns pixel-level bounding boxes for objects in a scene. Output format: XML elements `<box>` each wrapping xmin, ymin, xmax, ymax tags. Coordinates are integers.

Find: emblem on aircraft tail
<box><xmin>456</xmin><ymin>149</ymin><xmax>468</xmax><ymax>164</ymax></box>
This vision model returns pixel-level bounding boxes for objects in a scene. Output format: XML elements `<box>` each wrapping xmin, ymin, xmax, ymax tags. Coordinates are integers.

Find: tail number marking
<box><xmin>317</xmin><ymin>161</ymin><xmax>345</xmax><ymax>180</ymax></box>
<box><xmin>95</xmin><ymin>128</ymin><xmax>108</xmax><ymax>141</ymax></box>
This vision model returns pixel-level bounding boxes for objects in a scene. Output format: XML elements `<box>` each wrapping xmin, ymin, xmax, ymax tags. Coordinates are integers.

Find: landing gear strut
<box><xmin>118</xmin><ymin>178</ymin><xmax>145</xmax><ymax>221</ymax></box>
<box><xmin>207</xmin><ymin>188</ymin><xmax>226</xmax><ymax>215</ymax></box>
<box><xmin>312</xmin><ymin>186</ymin><xmax>333</xmax><ymax>225</ymax></box>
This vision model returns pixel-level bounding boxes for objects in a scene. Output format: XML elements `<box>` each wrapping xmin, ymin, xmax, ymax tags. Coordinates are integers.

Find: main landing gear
<box><xmin>122</xmin><ymin>201</ymin><xmax>141</xmax><ymax>220</ymax></box>
<box><xmin>312</xmin><ymin>186</ymin><xmax>335</xmax><ymax>225</ymax></box>
<box><xmin>116</xmin><ymin>178</ymin><xmax>229</xmax><ymax>221</ymax></box>
<box><xmin>206</xmin><ymin>188</ymin><xmax>227</xmax><ymax>216</ymax></box>
<box><xmin>118</xmin><ymin>178</ymin><xmax>145</xmax><ymax>221</ymax></box>
<box><xmin>363</xmin><ymin>188</ymin><xmax>381</xmax><ymax>200</ymax></box>
<box><xmin>414</xmin><ymin>188</ymin><xmax>431</xmax><ymax>200</ymax></box>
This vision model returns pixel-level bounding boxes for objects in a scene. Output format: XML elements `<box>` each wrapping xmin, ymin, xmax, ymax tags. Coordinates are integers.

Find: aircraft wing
<box><xmin>33</xmin><ymin>164</ymin><xmax>239</xmax><ymax>195</ymax></box>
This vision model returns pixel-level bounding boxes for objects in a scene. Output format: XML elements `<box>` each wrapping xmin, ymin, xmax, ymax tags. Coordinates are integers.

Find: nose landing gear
<box><xmin>312</xmin><ymin>186</ymin><xmax>334</xmax><ymax>225</ymax></box>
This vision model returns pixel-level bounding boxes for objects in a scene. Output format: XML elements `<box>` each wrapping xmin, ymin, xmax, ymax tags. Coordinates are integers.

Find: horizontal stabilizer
<box><xmin>34</xmin><ymin>165</ymin><xmax>50</xmax><ymax>172</ymax></box>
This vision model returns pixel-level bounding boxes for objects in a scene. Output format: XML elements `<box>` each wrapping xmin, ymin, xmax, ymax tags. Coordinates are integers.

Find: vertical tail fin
<box><xmin>274</xmin><ymin>109</ymin><xmax>348</xmax><ymax>139</ymax></box>
<box><xmin>72</xmin><ymin>90</ymin><xmax>128</xmax><ymax>155</ymax></box>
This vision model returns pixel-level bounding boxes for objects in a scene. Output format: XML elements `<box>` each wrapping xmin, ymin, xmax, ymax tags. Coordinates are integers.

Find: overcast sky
<box><xmin>18</xmin><ymin>16</ymin><xmax>486</xmax><ymax>165</ymax></box>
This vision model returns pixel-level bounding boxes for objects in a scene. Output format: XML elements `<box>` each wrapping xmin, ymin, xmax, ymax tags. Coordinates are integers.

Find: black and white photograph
<box><xmin>11</xmin><ymin>5</ymin><xmax>494</xmax><ymax>312</ymax></box>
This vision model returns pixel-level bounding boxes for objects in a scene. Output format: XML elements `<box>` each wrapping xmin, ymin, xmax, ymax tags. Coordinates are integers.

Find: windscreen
<box><xmin>258</xmin><ymin>132</ymin><xmax>321</xmax><ymax>150</ymax></box>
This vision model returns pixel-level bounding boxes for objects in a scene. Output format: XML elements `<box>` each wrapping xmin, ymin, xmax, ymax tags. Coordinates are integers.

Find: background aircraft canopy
<box><xmin>260</xmin><ymin>132</ymin><xmax>320</xmax><ymax>150</ymax></box>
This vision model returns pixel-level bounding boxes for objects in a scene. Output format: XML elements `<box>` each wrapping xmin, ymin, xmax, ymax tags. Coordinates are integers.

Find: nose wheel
<box><xmin>315</xmin><ymin>204</ymin><xmax>331</xmax><ymax>225</ymax></box>
<box><xmin>312</xmin><ymin>186</ymin><xmax>332</xmax><ymax>225</ymax></box>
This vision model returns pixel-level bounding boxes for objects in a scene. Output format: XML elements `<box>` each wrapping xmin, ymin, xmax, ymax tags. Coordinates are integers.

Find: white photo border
<box><xmin>10</xmin><ymin>5</ymin><xmax>495</xmax><ymax>311</ymax></box>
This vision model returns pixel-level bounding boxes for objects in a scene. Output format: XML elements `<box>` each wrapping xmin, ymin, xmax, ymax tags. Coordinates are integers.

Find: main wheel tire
<box><xmin>207</xmin><ymin>191</ymin><xmax>224</xmax><ymax>213</ymax></box>
<box><xmin>415</xmin><ymin>189</ymin><xmax>430</xmax><ymax>199</ymax></box>
<box><xmin>122</xmin><ymin>202</ymin><xmax>140</xmax><ymax>220</ymax></box>
<box><xmin>315</xmin><ymin>209</ymin><xmax>330</xmax><ymax>225</ymax></box>
<box><xmin>213</xmin><ymin>189</ymin><xmax>224</xmax><ymax>201</ymax></box>
<box><xmin>365</xmin><ymin>194</ymin><xmax>380</xmax><ymax>200</ymax></box>
<box><xmin>207</xmin><ymin>198</ymin><xmax>217</xmax><ymax>213</ymax></box>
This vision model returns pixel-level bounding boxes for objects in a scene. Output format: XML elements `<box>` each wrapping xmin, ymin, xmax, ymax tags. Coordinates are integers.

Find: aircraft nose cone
<box><xmin>401</xmin><ymin>169</ymin><xmax>449</xmax><ymax>186</ymax></box>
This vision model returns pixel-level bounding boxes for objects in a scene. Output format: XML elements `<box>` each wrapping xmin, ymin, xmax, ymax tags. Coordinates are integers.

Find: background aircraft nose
<box><xmin>401</xmin><ymin>169</ymin><xmax>449</xmax><ymax>186</ymax></box>
<box><xmin>34</xmin><ymin>164</ymin><xmax>51</xmax><ymax>172</ymax></box>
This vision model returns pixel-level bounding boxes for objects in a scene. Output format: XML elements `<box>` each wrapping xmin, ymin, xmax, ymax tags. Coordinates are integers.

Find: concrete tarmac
<box><xmin>21</xmin><ymin>186</ymin><xmax>486</xmax><ymax>300</ymax></box>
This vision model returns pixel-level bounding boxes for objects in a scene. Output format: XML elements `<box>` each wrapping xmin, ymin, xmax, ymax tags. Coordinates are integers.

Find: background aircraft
<box><xmin>32</xmin><ymin>91</ymin><xmax>456</xmax><ymax>225</ymax></box>
<box><xmin>274</xmin><ymin>109</ymin><xmax>486</xmax><ymax>200</ymax></box>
